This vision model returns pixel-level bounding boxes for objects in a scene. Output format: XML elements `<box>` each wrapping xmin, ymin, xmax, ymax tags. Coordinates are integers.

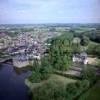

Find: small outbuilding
<box><xmin>72</xmin><ymin>52</ymin><xmax>88</xmax><ymax>65</ymax></box>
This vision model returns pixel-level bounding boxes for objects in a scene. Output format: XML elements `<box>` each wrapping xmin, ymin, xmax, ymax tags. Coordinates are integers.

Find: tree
<box><xmin>87</xmin><ymin>44</ymin><xmax>100</xmax><ymax>58</ymax></box>
<box><xmin>80</xmin><ymin>35</ymin><xmax>89</xmax><ymax>46</ymax></box>
<box><xmin>81</xmin><ymin>67</ymin><xmax>97</xmax><ymax>85</ymax></box>
<box><xmin>48</xmin><ymin>34</ymin><xmax>73</xmax><ymax>70</ymax></box>
<box><xmin>39</xmin><ymin>57</ymin><xmax>52</xmax><ymax>80</ymax></box>
<box><xmin>85</xmin><ymin>30</ymin><xmax>100</xmax><ymax>43</ymax></box>
<box><xmin>72</xmin><ymin>43</ymin><xmax>81</xmax><ymax>53</ymax></box>
<box><xmin>32</xmin><ymin>80</ymin><xmax>66</xmax><ymax>100</ymax></box>
<box><xmin>29</xmin><ymin>57</ymin><xmax>52</xmax><ymax>83</ymax></box>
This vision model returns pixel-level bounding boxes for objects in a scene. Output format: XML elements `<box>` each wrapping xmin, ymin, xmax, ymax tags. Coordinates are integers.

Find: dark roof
<box><xmin>80</xmin><ymin>52</ymin><xmax>87</xmax><ymax>57</ymax></box>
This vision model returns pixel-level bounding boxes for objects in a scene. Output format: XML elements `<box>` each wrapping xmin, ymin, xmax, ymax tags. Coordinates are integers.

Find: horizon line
<box><xmin>0</xmin><ymin>23</ymin><xmax>100</xmax><ymax>25</ymax></box>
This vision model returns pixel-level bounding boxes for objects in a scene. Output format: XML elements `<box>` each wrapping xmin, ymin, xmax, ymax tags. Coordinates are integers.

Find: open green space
<box><xmin>25</xmin><ymin>74</ymin><xmax>76</xmax><ymax>90</ymax></box>
<box><xmin>79</xmin><ymin>80</ymin><xmax>100</xmax><ymax>100</ymax></box>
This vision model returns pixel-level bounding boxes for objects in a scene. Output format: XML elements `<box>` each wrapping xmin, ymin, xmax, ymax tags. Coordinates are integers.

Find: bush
<box><xmin>32</xmin><ymin>80</ymin><xmax>66</xmax><ymax>100</ymax></box>
<box><xmin>29</xmin><ymin>71</ymin><xmax>41</xmax><ymax>83</ymax></box>
<box><xmin>31</xmin><ymin>79</ymin><xmax>90</xmax><ymax>100</ymax></box>
<box><xmin>29</xmin><ymin>57</ymin><xmax>53</xmax><ymax>83</ymax></box>
<box><xmin>80</xmin><ymin>36</ymin><xmax>89</xmax><ymax>46</ymax></box>
<box><xmin>81</xmin><ymin>67</ymin><xmax>97</xmax><ymax>85</ymax></box>
<box><xmin>72</xmin><ymin>43</ymin><xmax>81</xmax><ymax>53</ymax></box>
<box><xmin>66</xmin><ymin>83</ymin><xmax>79</xmax><ymax>99</ymax></box>
<box><xmin>80</xmin><ymin>80</ymin><xmax>90</xmax><ymax>91</ymax></box>
<box><xmin>66</xmin><ymin>80</ymin><xmax>90</xmax><ymax>99</ymax></box>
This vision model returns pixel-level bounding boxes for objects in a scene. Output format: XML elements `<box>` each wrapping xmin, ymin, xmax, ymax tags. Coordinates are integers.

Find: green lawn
<box><xmin>25</xmin><ymin>74</ymin><xmax>76</xmax><ymax>91</ymax></box>
<box><xmin>79</xmin><ymin>80</ymin><xmax>100</xmax><ymax>100</ymax></box>
<box><xmin>48</xmin><ymin>74</ymin><xmax>76</xmax><ymax>85</ymax></box>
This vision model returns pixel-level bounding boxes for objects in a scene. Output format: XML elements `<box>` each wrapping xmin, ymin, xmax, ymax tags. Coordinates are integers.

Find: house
<box><xmin>0</xmin><ymin>32</ymin><xmax>12</xmax><ymax>49</ymax></box>
<box><xmin>73</xmin><ymin>52</ymin><xmax>88</xmax><ymax>65</ymax></box>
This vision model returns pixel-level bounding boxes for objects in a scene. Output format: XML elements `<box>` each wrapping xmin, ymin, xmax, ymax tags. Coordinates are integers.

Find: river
<box><xmin>0</xmin><ymin>62</ymin><xmax>32</xmax><ymax>100</ymax></box>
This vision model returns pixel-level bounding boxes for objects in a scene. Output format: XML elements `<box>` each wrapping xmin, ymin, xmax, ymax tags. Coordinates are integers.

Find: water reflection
<box><xmin>14</xmin><ymin>65</ymin><xmax>33</xmax><ymax>74</ymax></box>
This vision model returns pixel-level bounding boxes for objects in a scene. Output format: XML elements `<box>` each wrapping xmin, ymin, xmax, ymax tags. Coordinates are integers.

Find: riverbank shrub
<box><xmin>29</xmin><ymin>58</ymin><xmax>53</xmax><ymax>83</ymax></box>
<box><xmin>32</xmin><ymin>80</ymin><xmax>66</xmax><ymax>100</ymax></box>
<box><xmin>32</xmin><ymin>79</ymin><xmax>90</xmax><ymax>100</ymax></box>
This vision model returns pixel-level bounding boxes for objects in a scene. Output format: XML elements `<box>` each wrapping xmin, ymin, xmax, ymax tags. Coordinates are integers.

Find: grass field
<box><xmin>25</xmin><ymin>74</ymin><xmax>76</xmax><ymax>91</ymax></box>
<box><xmin>48</xmin><ymin>74</ymin><xmax>76</xmax><ymax>85</ymax></box>
<box><xmin>79</xmin><ymin>80</ymin><xmax>100</xmax><ymax>100</ymax></box>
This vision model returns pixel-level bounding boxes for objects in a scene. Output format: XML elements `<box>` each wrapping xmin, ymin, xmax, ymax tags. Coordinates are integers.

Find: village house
<box><xmin>0</xmin><ymin>32</ymin><xmax>12</xmax><ymax>49</ymax></box>
<box><xmin>72</xmin><ymin>52</ymin><xmax>88</xmax><ymax>65</ymax></box>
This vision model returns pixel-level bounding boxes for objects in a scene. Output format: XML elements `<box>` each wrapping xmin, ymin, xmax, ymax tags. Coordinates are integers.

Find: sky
<box><xmin>0</xmin><ymin>0</ymin><xmax>100</xmax><ymax>24</ymax></box>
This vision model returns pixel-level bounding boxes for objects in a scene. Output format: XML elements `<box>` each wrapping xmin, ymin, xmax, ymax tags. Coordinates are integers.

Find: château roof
<box><xmin>80</xmin><ymin>52</ymin><xmax>87</xmax><ymax>57</ymax></box>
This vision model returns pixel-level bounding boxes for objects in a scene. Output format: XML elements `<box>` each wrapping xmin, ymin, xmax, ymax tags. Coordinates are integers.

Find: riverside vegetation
<box><xmin>26</xmin><ymin>29</ymin><xmax>100</xmax><ymax>100</ymax></box>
